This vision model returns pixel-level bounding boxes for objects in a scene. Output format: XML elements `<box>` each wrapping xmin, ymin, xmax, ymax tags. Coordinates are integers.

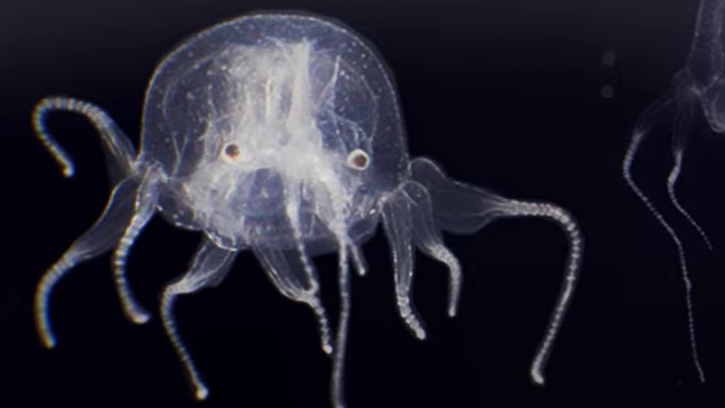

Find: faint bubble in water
<box><xmin>600</xmin><ymin>84</ymin><xmax>614</xmax><ymax>98</ymax></box>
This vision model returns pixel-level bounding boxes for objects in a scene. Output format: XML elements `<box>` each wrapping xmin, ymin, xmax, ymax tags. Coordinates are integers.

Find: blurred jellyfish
<box><xmin>622</xmin><ymin>0</ymin><xmax>725</xmax><ymax>383</ymax></box>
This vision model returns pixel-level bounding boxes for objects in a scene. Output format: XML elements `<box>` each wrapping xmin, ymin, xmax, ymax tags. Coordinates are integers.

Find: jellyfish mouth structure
<box><xmin>31</xmin><ymin>12</ymin><xmax>584</xmax><ymax>408</ymax></box>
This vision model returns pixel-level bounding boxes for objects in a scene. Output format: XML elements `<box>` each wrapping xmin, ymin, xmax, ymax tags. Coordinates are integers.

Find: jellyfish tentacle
<box><xmin>410</xmin><ymin>158</ymin><xmax>510</xmax><ymax>234</ymax></box>
<box><xmin>254</xmin><ymin>247</ymin><xmax>333</xmax><ymax>354</ymax></box>
<box><xmin>381</xmin><ymin>188</ymin><xmax>427</xmax><ymax>340</ymax></box>
<box><xmin>34</xmin><ymin>177</ymin><xmax>140</xmax><ymax>348</ymax></box>
<box><xmin>330</xmin><ymin>242</ymin><xmax>350</xmax><ymax>408</ymax></box>
<box><xmin>667</xmin><ymin>90</ymin><xmax>713</xmax><ymax>249</ymax></box>
<box><xmin>495</xmin><ymin>199</ymin><xmax>583</xmax><ymax>386</ymax></box>
<box><xmin>668</xmin><ymin>146</ymin><xmax>713</xmax><ymax>251</ymax></box>
<box><xmin>403</xmin><ymin>180</ymin><xmax>462</xmax><ymax>317</ymax></box>
<box><xmin>290</xmin><ymin>245</ymin><xmax>333</xmax><ymax>354</ymax></box>
<box><xmin>113</xmin><ymin>165</ymin><xmax>162</xmax><ymax>324</ymax></box>
<box><xmin>350</xmin><ymin>244</ymin><xmax>367</xmax><ymax>277</ymax></box>
<box><xmin>622</xmin><ymin>86</ymin><xmax>707</xmax><ymax>383</ymax></box>
<box><xmin>32</xmin><ymin>96</ymin><xmax>137</xmax><ymax>179</ymax></box>
<box><xmin>260</xmin><ymin>181</ymin><xmax>334</xmax><ymax>354</ymax></box>
<box><xmin>410</xmin><ymin>157</ymin><xmax>584</xmax><ymax>386</ymax></box>
<box><xmin>160</xmin><ymin>238</ymin><xmax>236</xmax><ymax>401</ymax></box>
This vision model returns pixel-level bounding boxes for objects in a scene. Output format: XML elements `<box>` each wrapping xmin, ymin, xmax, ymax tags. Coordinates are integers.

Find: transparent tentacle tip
<box><xmin>119</xmin><ymin>285</ymin><xmax>152</xmax><ymax>324</ymax></box>
<box><xmin>61</xmin><ymin>164</ymin><xmax>75</xmax><ymax>178</ymax></box>
<box><xmin>531</xmin><ymin>368</ymin><xmax>544</xmax><ymax>386</ymax></box>
<box><xmin>129</xmin><ymin>309</ymin><xmax>151</xmax><ymax>324</ymax></box>
<box><xmin>195</xmin><ymin>384</ymin><xmax>209</xmax><ymax>400</ymax></box>
<box><xmin>37</xmin><ymin>304</ymin><xmax>57</xmax><ymax>349</ymax></box>
<box><xmin>41</xmin><ymin>335</ymin><xmax>56</xmax><ymax>349</ymax></box>
<box><xmin>399</xmin><ymin>298</ymin><xmax>427</xmax><ymax>340</ymax></box>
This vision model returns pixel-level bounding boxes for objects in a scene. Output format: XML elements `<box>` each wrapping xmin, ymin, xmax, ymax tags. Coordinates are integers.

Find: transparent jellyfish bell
<box><xmin>142</xmin><ymin>13</ymin><xmax>408</xmax><ymax>251</ymax></box>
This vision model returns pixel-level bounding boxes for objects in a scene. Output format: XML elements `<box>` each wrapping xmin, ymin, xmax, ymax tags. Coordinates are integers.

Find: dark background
<box><xmin>3</xmin><ymin>0</ymin><xmax>725</xmax><ymax>406</ymax></box>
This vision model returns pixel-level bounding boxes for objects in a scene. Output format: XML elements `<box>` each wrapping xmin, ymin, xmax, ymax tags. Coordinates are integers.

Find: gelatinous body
<box><xmin>32</xmin><ymin>12</ymin><xmax>584</xmax><ymax>407</ymax></box>
<box><xmin>622</xmin><ymin>0</ymin><xmax>725</xmax><ymax>383</ymax></box>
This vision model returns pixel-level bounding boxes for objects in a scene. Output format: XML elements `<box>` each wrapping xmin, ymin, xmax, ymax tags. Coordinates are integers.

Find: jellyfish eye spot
<box><xmin>346</xmin><ymin>149</ymin><xmax>370</xmax><ymax>170</ymax></box>
<box><xmin>222</xmin><ymin>143</ymin><xmax>242</xmax><ymax>162</ymax></box>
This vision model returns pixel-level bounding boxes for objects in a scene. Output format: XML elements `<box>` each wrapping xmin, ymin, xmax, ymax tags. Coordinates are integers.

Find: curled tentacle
<box><xmin>410</xmin><ymin>157</ymin><xmax>584</xmax><ymax>385</ymax></box>
<box><xmin>32</xmin><ymin>96</ymin><xmax>137</xmax><ymax>180</ymax></box>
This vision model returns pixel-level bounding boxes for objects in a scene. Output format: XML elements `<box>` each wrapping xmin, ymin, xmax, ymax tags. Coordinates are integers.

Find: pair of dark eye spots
<box><xmin>221</xmin><ymin>143</ymin><xmax>370</xmax><ymax>170</ymax></box>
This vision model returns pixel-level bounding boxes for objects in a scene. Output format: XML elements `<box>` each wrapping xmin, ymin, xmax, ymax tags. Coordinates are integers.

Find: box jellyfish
<box><xmin>31</xmin><ymin>12</ymin><xmax>584</xmax><ymax>407</ymax></box>
<box><xmin>621</xmin><ymin>0</ymin><xmax>725</xmax><ymax>384</ymax></box>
